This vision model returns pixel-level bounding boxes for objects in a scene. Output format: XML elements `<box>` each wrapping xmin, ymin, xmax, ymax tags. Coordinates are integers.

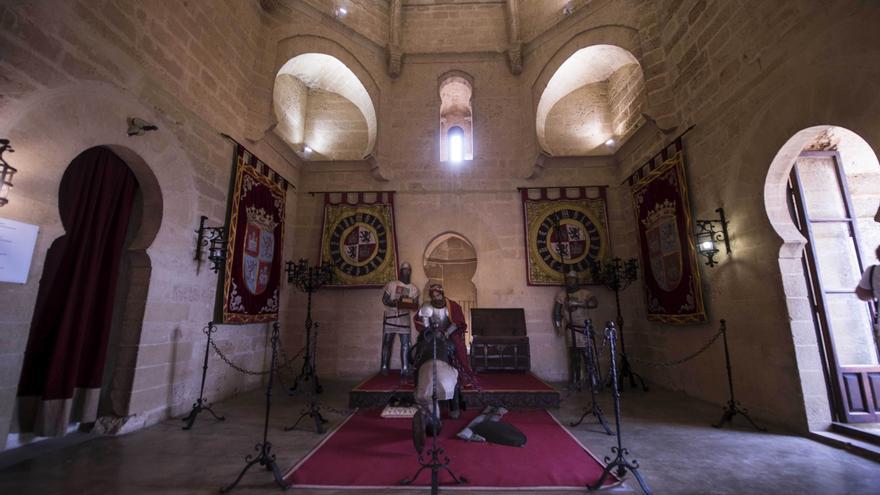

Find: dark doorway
<box><xmin>15</xmin><ymin>146</ymin><xmax>140</xmax><ymax>437</ymax></box>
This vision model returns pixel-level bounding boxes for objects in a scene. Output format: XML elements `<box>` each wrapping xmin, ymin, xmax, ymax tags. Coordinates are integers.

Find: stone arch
<box><xmin>0</xmin><ymin>81</ymin><xmax>203</xmax><ymax>432</ymax></box>
<box><xmin>422</xmin><ymin>232</ymin><xmax>478</xmax><ymax>338</ymax></box>
<box><xmin>535</xmin><ymin>44</ymin><xmax>644</xmax><ymax>156</ymax></box>
<box><xmin>755</xmin><ymin>68</ymin><xmax>880</xmax><ymax>429</ymax></box>
<box><xmin>531</xmin><ymin>25</ymin><xmax>653</xmax><ymax>114</ymax></box>
<box><xmin>269</xmin><ymin>35</ymin><xmax>382</xmax><ymax>159</ymax></box>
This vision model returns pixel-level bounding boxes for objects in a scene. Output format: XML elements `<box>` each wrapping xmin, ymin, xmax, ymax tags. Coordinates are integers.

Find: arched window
<box><xmin>439</xmin><ymin>72</ymin><xmax>474</xmax><ymax>162</ymax></box>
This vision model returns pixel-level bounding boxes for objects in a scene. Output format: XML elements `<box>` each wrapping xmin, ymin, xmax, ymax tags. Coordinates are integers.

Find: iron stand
<box><xmin>589</xmin><ymin>322</ymin><xmax>652</xmax><ymax>495</ymax></box>
<box><xmin>289</xmin><ymin>287</ymin><xmax>322</xmax><ymax>394</ymax></box>
<box><xmin>220</xmin><ymin>322</ymin><xmax>288</xmax><ymax>493</ymax></box>
<box><xmin>615</xmin><ymin>294</ymin><xmax>649</xmax><ymax>392</ymax></box>
<box><xmin>401</xmin><ymin>326</ymin><xmax>467</xmax><ymax>495</ymax></box>
<box><xmin>591</xmin><ymin>258</ymin><xmax>647</xmax><ymax>392</ymax></box>
<box><xmin>571</xmin><ymin>320</ymin><xmax>613</xmax><ymax>435</ymax></box>
<box><xmin>284</xmin><ymin>323</ymin><xmax>328</xmax><ymax>434</ymax></box>
<box><xmin>712</xmin><ymin>319</ymin><xmax>766</xmax><ymax>431</ymax></box>
<box><xmin>181</xmin><ymin>321</ymin><xmax>226</xmax><ymax>430</ymax></box>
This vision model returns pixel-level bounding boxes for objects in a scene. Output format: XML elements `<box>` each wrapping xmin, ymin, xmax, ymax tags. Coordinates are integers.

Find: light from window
<box><xmin>449</xmin><ymin>127</ymin><xmax>464</xmax><ymax>163</ymax></box>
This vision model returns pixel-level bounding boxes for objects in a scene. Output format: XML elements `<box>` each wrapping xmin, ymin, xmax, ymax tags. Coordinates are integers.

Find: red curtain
<box><xmin>16</xmin><ymin>147</ymin><xmax>138</xmax><ymax>436</ymax></box>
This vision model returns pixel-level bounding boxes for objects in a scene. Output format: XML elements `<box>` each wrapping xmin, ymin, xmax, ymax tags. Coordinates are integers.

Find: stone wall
<box><xmin>608</xmin><ymin>63</ymin><xmax>644</xmax><ymax>139</ymax></box>
<box><xmin>1</xmin><ymin>0</ymin><xmax>879</xmax><ymax>447</ymax></box>
<box><xmin>0</xmin><ymin>0</ymin><xmax>302</xmax><ymax>447</ymax></box>
<box><xmin>612</xmin><ymin>0</ymin><xmax>880</xmax><ymax>431</ymax></box>
<box><xmin>400</xmin><ymin>1</ymin><xmax>508</xmax><ymax>54</ymax></box>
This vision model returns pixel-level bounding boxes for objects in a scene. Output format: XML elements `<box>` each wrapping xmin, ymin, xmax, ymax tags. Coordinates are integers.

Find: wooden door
<box><xmin>789</xmin><ymin>150</ymin><xmax>880</xmax><ymax>423</ymax></box>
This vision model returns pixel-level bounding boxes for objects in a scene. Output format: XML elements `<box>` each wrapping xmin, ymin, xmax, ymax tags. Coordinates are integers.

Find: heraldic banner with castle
<box><xmin>521</xmin><ymin>186</ymin><xmax>610</xmax><ymax>285</ymax></box>
<box><xmin>628</xmin><ymin>139</ymin><xmax>706</xmax><ymax>324</ymax></box>
<box><xmin>320</xmin><ymin>191</ymin><xmax>399</xmax><ymax>287</ymax></box>
<box><xmin>220</xmin><ymin>143</ymin><xmax>288</xmax><ymax>323</ymax></box>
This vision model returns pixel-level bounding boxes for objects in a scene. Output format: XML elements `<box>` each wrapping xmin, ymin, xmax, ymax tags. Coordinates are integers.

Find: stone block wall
<box><xmin>0</xmin><ymin>0</ymin><xmax>302</xmax><ymax>447</ymax></box>
<box><xmin>608</xmin><ymin>63</ymin><xmax>644</xmax><ymax>138</ymax></box>
<box><xmin>400</xmin><ymin>1</ymin><xmax>508</xmax><ymax>53</ymax></box>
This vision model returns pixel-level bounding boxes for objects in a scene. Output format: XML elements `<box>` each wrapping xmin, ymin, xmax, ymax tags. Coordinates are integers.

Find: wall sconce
<box><xmin>0</xmin><ymin>139</ymin><xmax>17</xmax><ymax>207</ymax></box>
<box><xmin>695</xmin><ymin>207</ymin><xmax>731</xmax><ymax>267</ymax></box>
<box><xmin>195</xmin><ymin>215</ymin><xmax>227</xmax><ymax>273</ymax></box>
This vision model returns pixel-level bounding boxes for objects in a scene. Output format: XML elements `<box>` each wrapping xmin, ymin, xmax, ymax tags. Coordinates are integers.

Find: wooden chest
<box><xmin>469</xmin><ymin>308</ymin><xmax>530</xmax><ymax>372</ymax></box>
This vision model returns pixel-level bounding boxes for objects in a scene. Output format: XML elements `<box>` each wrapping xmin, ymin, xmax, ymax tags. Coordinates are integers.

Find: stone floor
<box><xmin>0</xmin><ymin>379</ymin><xmax>878</xmax><ymax>495</ymax></box>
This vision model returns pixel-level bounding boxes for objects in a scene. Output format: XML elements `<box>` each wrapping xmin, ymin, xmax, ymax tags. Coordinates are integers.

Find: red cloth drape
<box><xmin>17</xmin><ymin>147</ymin><xmax>138</xmax><ymax>407</ymax></box>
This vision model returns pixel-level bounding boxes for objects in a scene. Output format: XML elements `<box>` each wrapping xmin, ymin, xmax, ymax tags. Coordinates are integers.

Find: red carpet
<box><xmin>283</xmin><ymin>408</ymin><xmax>619</xmax><ymax>490</ymax></box>
<box><xmin>352</xmin><ymin>370</ymin><xmax>557</xmax><ymax>392</ymax></box>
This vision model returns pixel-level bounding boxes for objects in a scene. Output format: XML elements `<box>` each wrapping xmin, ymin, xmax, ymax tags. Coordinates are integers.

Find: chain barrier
<box><xmin>207</xmin><ymin>329</ymin><xmax>305</xmax><ymax>377</ymax></box>
<box><xmin>625</xmin><ymin>325</ymin><xmax>725</xmax><ymax>368</ymax></box>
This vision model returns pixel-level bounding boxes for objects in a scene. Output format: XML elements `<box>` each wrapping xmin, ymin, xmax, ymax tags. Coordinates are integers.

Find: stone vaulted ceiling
<box><xmin>269</xmin><ymin>1</ymin><xmax>644</xmax><ymax>160</ymax></box>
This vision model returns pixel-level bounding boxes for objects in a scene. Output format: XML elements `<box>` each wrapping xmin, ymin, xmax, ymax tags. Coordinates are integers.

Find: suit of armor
<box><xmin>553</xmin><ymin>271</ymin><xmax>598</xmax><ymax>389</ymax></box>
<box><xmin>380</xmin><ymin>263</ymin><xmax>419</xmax><ymax>376</ymax></box>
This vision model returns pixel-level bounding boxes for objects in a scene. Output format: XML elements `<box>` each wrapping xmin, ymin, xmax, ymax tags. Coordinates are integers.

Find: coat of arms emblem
<box><xmin>642</xmin><ymin>199</ymin><xmax>682</xmax><ymax>292</ymax></box>
<box><xmin>243</xmin><ymin>206</ymin><xmax>278</xmax><ymax>295</ymax></box>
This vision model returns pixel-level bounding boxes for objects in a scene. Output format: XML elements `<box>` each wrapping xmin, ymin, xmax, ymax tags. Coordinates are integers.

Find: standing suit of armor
<box><xmin>380</xmin><ymin>263</ymin><xmax>419</xmax><ymax>376</ymax></box>
<box><xmin>553</xmin><ymin>272</ymin><xmax>597</xmax><ymax>389</ymax></box>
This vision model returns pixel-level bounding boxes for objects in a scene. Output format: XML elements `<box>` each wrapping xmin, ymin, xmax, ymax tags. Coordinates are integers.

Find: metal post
<box><xmin>181</xmin><ymin>322</ymin><xmax>226</xmax><ymax>430</ymax></box>
<box><xmin>220</xmin><ymin>322</ymin><xmax>289</xmax><ymax>493</ymax></box>
<box><xmin>589</xmin><ymin>322</ymin><xmax>652</xmax><ymax>495</ymax></box>
<box><xmin>712</xmin><ymin>320</ymin><xmax>766</xmax><ymax>431</ymax></box>
<box><xmin>571</xmin><ymin>319</ymin><xmax>612</xmax><ymax>434</ymax></box>
<box><xmin>401</xmin><ymin>325</ymin><xmax>467</xmax><ymax>491</ymax></box>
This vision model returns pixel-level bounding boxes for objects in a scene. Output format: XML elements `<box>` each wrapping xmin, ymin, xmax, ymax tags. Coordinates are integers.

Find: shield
<box><xmin>341</xmin><ymin>225</ymin><xmax>377</xmax><ymax>265</ymax></box>
<box><xmin>549</xmin><ymin>223</ymin><xmax>588</xmax><ymax>262</ymax></box>
<box><xmin>645</xmin><ymin>214</ymin><xmax>682</xmax><ymax>292</ymax></box>
<box><xmin>243</xmin><ymin>220</ymin><xmax>274</xmax><ymax>295</ymax></box>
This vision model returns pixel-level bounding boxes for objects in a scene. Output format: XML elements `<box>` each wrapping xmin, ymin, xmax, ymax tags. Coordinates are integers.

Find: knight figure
<box><xmin>380</xmin><ymin>261</ymin><xmax>420</xmax><ymax>376</ymax></box>
<box><xmin>553</xmin><ymin>270</ymin><xmax>598</xmax><ymax>389</ymax></box>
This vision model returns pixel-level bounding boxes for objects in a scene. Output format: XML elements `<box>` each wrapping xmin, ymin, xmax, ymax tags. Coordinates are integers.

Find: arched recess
<box><xmin>535</xmin><ymin>44</ymin><xmax>645</xmax><ymax>156</ymax></box>
<box><xmin>269</xmin><ymin>35</ymin><xmax>382</xmax><ymax>161</ymax></box>
<box><xmin>0</xmin><ymin>81</ymin><xmax>199</xmax><ymax>436</ymax></box>
<box><xmin>764</xmin><ymin>125</ymin><xmax>880</xmax><ymax>429</ymax></box>
<box><xmin>422</xmin><ymin>232</ymin><xmax>478</xmax><ymax>344</ymax></box>
<box><xmin>275</xmin><ymin>53</ymin><xmax>377</xmax><ymax>161</ymax></box>
<box><xmin>524</xmin><ymin>24</ymin><xmax>671</xmax><ymax>176</ymax></box>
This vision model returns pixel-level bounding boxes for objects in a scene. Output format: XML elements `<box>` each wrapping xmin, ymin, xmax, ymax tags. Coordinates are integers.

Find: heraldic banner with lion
<box><xmin>220</xmin><ymin>143</ymin><xmax>288</xmax><ymax>323</ymax></box>
<box><xmin>320</xmin><ymin>191</ymin><xmax>399</xmax><ymax>287</ymax></box>
<box><xmin>521</xmin><ymin>186</ymin><xmax>610</xmax><ymax>285</ymax></box>
<box><xmin>628</xmin><ymin>139</ymin><xmax>706</xmax><ymax>324</ymax></box>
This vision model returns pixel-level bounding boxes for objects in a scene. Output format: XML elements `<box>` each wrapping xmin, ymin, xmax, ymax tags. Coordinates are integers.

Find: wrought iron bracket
<box><xmin>695</xmin><ymin>207</ymin><xmax>731</xmax><ymax>267</ymax></box>
<box><xmin>195</xmin><ymin>215</ymin><xmax>227</xmax><ymax>273</ymax></box>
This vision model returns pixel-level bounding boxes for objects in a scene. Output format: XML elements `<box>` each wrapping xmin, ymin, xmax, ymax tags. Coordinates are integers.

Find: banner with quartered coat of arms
<box><xmin>320</xmin><ymin>191</ymin><xmax>399</xmax><ymax>287</ymax></box>
<box><xmin>628</xmin><ymin>138</ymin><xmax>706</xmax><ymax>324</ymax></box>
<box><xmin>521</xmin><ymin>187</ymin><xmax>610</xmax><ymax>285</ymax></box>
<box><xmin>220</xmin><ymin>143</ymin><xmax>288</xmax><ymax>323</ymax></box>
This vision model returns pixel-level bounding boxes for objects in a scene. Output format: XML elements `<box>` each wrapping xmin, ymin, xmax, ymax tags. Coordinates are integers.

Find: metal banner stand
<box><xmin>571</xmin><ymin>319</ymin><xmax>612</xmax><ymax>435</ymax></box>
<box><xmin>712</xmin><ymin>319</ymin><xmax>766</xmax><ymax>431</ymax></box>
<box><xmin>220</xmin><ymin>322</ymin><xmax>288</xmax><ymax>493</ymax></box>
<box><xmin>401</xmin><ymin>325</ymin><xmax>467</xmax><ymax>495</ymax></box>
<box><xmin>284</xmin><ymin>321</ymin><xmax>328</xmax><ymax>434</ymax></box>
<box><xmin>181</xmin><ymin>321</ymin><xmax>226</xmax><ymax>430</ymax></box>
<box><xmin>284</xmin><ymin>259</ymin><xmax>332</xmax><ymax>434</ymax></box>
<box><xmin>591</xmin><ymin>258</ymin><xmax>648</xmax><ymax>392</ymax></box>
<box><xmin>589</xmin><ymin>322</ymin><xmax>652</xmax><ymax>495</ymax></box>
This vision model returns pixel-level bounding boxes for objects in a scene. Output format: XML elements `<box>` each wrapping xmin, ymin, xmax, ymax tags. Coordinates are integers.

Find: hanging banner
<box><xmin>521</xmin><ymin>186</ymin><xmax>610</xmax><ymax>285</ymax></box>
<box><xmin>628</xmin><ymin>139</ymin><xmax>706</xmax><ymax>324</ymax></box>
<box><xmin>220</xmin><ymin>143</ymin><xmax>288</xmax><ymax>323</ymax></box>
<box><xmin>320</xmin><ymin>191</ymin><xmax>399</xmax><ymax>287</ymax></box>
